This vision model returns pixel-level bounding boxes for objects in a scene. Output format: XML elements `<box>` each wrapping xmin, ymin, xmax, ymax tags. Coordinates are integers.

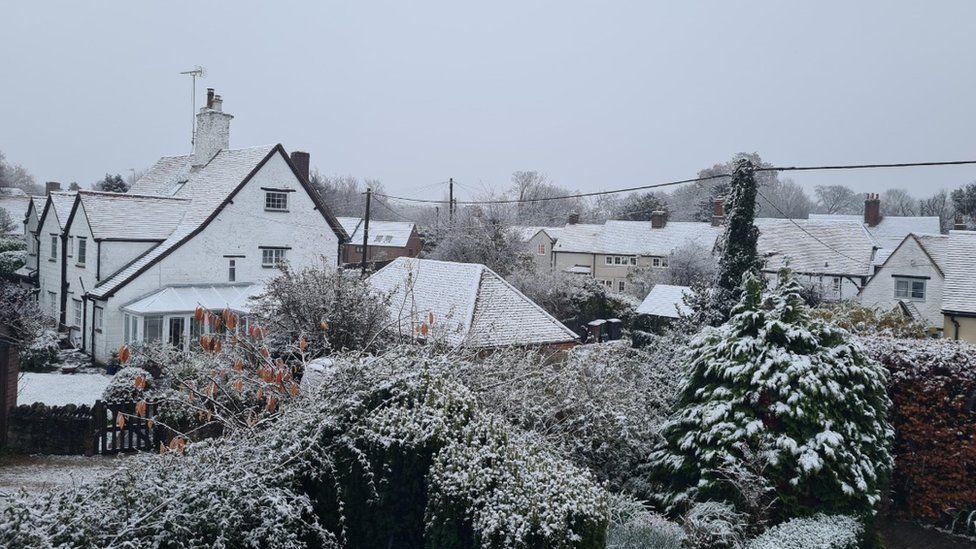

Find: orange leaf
<box><xmin>147</xmin><ymin>419</ymin><xmax>155</xmax><ymax>429</ymax></box>
<box><xmin>118</xmin><ymin>345</ymin><xmax>130</xmax><ymax>364</ymax></box>
<box><xmin>116</xmin><ymin>414</ymin><xmax>126</xmax><ymax>429</ymax></box>
<box><xmin>135</xmin><ymin>400</ymin><xmax>147</xmax><ymax>418</ymax></box>
<box><xmin>200</xmin><ymin>335</ymin><xmax>211</xmax><ymax>351</ymax></box>
<box><xmin>290</xmin><ymin>383</ymin><xmax>300</xmax><ymax>397</ymax></box>
<box><xmin>256</xmin><ymin>388</ymin><xmax>264</xmax><ymax>401</ymax></box>
<box><xmin>420</xmin><ymin>323</ymin><xmax>429</xmax><ymax>336</ymax></box>
<box><xmin>266</xmin><ymin>397</ymin><xmax>278</xmax><ymax>412</ymax></box>
<box><xmin>234</xmin><ymin>359</ymin><xmax>244</xmax><ymax>372</ymax></box>
<box><xmin>194</xmin><ymin>306</ymin><xmax>205</xmax><ymax>323</ymax></box>
<box><xmin>134</xmin><ymin>375</ymin><xmax>145</xmax><ymax>390</ymax></box>
<box><xmin>319</xmin><ymin>321</ymin><xmax>329</xmax><ymax>331</ymax></box>
<box><xmin>428</xmin><ymin>312</ymin><xmax>435</xmax><ymax>325</ymax></box>
<box><xmin>260</xmin><ymin>347</ymin><xmax>270</xmax><ymax>358</ymax></box>
<box><xmin>159</xmin><ymin>442</ymin><xmax>167</xmax><ymax>454</ymax></box>
<box><xmin>299</xmin><ymin>338</ymin><xmax>307</xmax><ymax>352</ymax></box>
<box><xmin>233</xmin><ymin>379</ymin><xmax>244</xmax><ymax>392</ymax></box>
<box><xmin>213</xmin><ymin>339</ymin><xmax>222</xmax><ymax>354</ymax></box>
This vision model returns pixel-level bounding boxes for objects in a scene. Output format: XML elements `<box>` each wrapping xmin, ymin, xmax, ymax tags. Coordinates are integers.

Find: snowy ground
<box><xmin>0</xmin><ymin>454</ymin><xmax>123</xmax><ymax>496</ymax></box>
<box><xmin>18</xmin><ymin>371</ymin><xmax>110</xmax><ymax>407</ymax></box>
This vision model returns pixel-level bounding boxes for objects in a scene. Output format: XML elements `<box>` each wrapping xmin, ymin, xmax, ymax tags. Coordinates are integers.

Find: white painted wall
<box><xmin>525</xmin><ymin>231</ymin><xmax>555</xmax><ymax>271</ymax></box>
<box><xmin>90</xmin><ymin>152</ymin><xmax>340</xmax><ymax>362</ymax></box>
<box><xmin>860</xmin><ymin>237</ymin><xmax>944</xmax><ymax>327</ymax></box>
<box><xmin>36</xmin><ymin>206</ymin><xmax>63</xmax><ymax>320</ymax></box>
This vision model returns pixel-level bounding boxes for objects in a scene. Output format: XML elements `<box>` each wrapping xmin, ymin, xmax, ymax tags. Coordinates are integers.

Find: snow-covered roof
<box><xmin>755</xmin><ymin>218</ymin><xmax>876</xmax><ymax>277</ymax></box>
<box><xmin>120</xmin><ymin>283</ymin><xmax>264</xmax><ymax>315</ymax></box>
<box><xmin>872</xmin><ymin>232</ymin><xmax>948</xmax><ymax>277</ymax></box>
<box><xmin>563</xmin><ymin>265</ymin><xmax>592</xmax><ymax>275</ymax></box>
<box><xmin>941</xmin><ymin>230</ymin><xmax>976</xmax><ymax>315</ymax></box>
<box><xmin>37</xmin><ymin>191</ymin><xmax>77</xmax><ymax>231</ymax></box>
<box><xmin>336</xmin><ymin>217</ymin><xmax>415</xmax><ymax>248</ymax></box>
<box><xmin>128</xmin><ymin>155</ymin><xmax>193</xmax><ymax>196</ymax></box>
<box><xmin>513</xmin><ymin>226</ymin><xmax>564</xmax><ymax>242</ymax></box>
<box><xmin>369</xmin><ymin>257</ymin><xmax>578</xmax><ymax>348</ymax></box>
<box><xmin>636</xmin><ymin>284</ymin><xmax>692</xmax><ymax>318</ymax></box>
<box><xmin>808</xmin><ymin>214</ymin><xmax>940</xmax><ymax>265</ymax></box>
<box><xmin>553</xmin><ymin>220</ymin><xmax>720</xmax><ymax>256</ymax></box>
<box><xmin>73</xmin><ymin>191</ymin><xmax>188</xmax><ymax>241</ymax></box>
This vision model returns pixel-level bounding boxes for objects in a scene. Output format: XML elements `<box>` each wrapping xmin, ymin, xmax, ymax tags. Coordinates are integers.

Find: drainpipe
<box><xmin>96</xmin><ymin>241</ymin><xmax>102</xmax><ymax>280</ymax></box>
<box><xmin>950</xmin><ymin>314</ymin><xmax>960</xmax><ymax>341</ymax></box>
<box><xmin>59</xmin><ymin>234</ymin><xmax>68</xmax><ymax>328</ymax></box>
<box><xmin>81</xmin><ymin>295</ymin><xmax>87</xmax><ymax>352</ymax></box>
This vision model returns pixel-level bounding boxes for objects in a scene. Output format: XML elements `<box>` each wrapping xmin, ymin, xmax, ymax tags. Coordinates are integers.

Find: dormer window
<box><xmin>265</xmin><ymin>191</ymin><xmax>288</xmax><ymax>211</ymax></box>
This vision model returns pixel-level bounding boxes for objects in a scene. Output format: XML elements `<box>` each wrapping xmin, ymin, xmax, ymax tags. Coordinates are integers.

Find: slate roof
<box><xmin>553</xmin><ymin>220</ymin><xmax>720</xmax><ymax>256</ymax></box>
<box><xmin>755</xmin><ymin>218</ymin><xmax>876</xmax><ymax>277</ymax></box>
<box><xmin>128</xmin><ymin>155</ymin><xmax>193</xmax><ymax>196</ymax></box>
<box><xmin>369</xmin><ymin>257</ymin><xmax>578</xmax><ymax>348</ymax></box>
<box><xmin>91</xmin><ymin>145</ymin><xmax>288</xmax><ymax>299</ymax></box>
<box><xmin>337</xmin><ymin>217</ymin><xmax>415</xmax><ymax>248</ymax></box>
<box><xmin>941</xmin><ymin>230</ymin><xmax>976</xmax><ymax>315</ymax></box>
<box><xmin>37</xmin><ymin>192</ymin><xmax>77</xmax><ymax>231</ymax></box>
<box><xmin>73</xmin><ymin>191</ymin><xmax>188</xmax><ymax>241</ymax></box>
<box><xmin>513</xmin><ymin>226</ymin><xmax>564</xmax><ymax>242</ymax></box>
<box><xmin>808</xmin><ymin>214</ymin><xmax>940</xmax><ymax>265</ymax></box>
<box><xmin>636</xmin><ymin>284</ymin><xmax>692</xmax><ymax>318</ymax></box>
<box><xmin>120</xmin><ymin>283</ymin><xmax>263</xmax><ymax>315</ymax></box>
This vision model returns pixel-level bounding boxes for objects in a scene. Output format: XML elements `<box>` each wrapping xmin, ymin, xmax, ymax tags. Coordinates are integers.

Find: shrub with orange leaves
<box><xmin>860</xmin><ymin>336</ymin><xmax>976</xmax><ymax>532</ymax></box>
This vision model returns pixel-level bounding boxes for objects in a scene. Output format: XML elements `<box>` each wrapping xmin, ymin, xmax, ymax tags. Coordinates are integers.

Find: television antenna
<box><xmin>179</xmin><ymin>66</ymin><xmax>206</xmax><ymax>146</ymax></box>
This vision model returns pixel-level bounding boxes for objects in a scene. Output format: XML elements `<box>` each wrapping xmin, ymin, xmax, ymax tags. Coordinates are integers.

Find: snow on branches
<box><xmin>649</xmin><ymin>268</ymin><xmax>893</xmax><ymax>520</ymax></box>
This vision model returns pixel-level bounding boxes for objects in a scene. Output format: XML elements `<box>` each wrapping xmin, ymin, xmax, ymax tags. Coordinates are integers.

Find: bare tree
<box><xmin>813</xmin><ymin>185</ymin><xmax>861</xmax><ymax>214</ymax></box>
<box><xmin>507</xmin><ymin>170</ymin><xmax>584</xmax><ymax>225</ymax></box>
<box><xmin>881</xmin><ymin>188</ymin><xmax>918</xmax><ymax>216</ymax></box>
<box><xmin>918</xmin><ymin>189</ymin><xmax>954</xmax><ymax>233</ymax></box>
<box><xmin>310</xmin><ymin>172</ymin><xmax>388</xmax><ymax>219</ymax></box>
<box><xmin>756</xmin><ymin>178</ymin><xmax>813</xmax><ymax>219</ymax></box>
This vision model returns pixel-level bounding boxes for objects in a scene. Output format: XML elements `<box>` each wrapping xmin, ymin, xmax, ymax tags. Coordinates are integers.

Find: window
<box><xmin>618</xmin><ymin>280</ymin><xmax>625</xmax><ymax>291</ymax></box>
<box><xmin>72</xmin><ymin>299</ymin><xmax>82</xmax><ymax>327</ymax></box>
<box><xmin>124</xmin><ymin>313</ymin><xmax>131</xmax><ymax>343</ymax></box>
<box><xmin>265</xmin><ymin>192</ymin><xmax>288</xmax><ymax>211</ymax></box>
<box><xmin>605</xmin><ymin>256</ymin><xmax>612</xmax><ymax>265</ymax></box>
<box><xmin>652</xmin><ymin>257</ymin><xmax>661</xmax><ymax>267</ymax></box>
<box><xmin>614</xmin><ymin>256</ymin><xmax>621</xmax><ymax>265</ymax></box>
<box><xmin>228</xmin><ymin>259</ymin><xmax>236</xmax><ymax>282</ymax></box>
<box><xmin>831</xmin><ymin>276</ymin><xmax>842</xmax><ymax>294</ymax></box>
<box><xmin>661</xmin><ymin>257</ymin><xmax>669</xmax><ymax>268</ymax></box>
<box><xmin>355</xmin><ymin>245</ymin><xmax>364</xmax><ymax>253</ymax></box>
<box><xmin>262</xmin><ymin>248</ymin><xmax>287</xmax><ymax>267</ymax></box>
<box><xmin>629</xmin><ymin>257</ymin><xmax>637</xmax><ymax>265</ymax></box>
<box><xmin>94</xmin><ymin>307</ymin><xmax>102</xmax><ymax>331</ymax></box>
<box><xmin>894</xmin><ymin>278</ymin><xmax>926</xmax><ymax>300</ymax></box>
<box><xmin>537</xmin><ymin>243</ymin><xmax>546</xmax><ymax>255</ymax></box>
<box><xmin>50</xmin><ymin>235</ymin><xmax>58</xmax><ymax>260</ymax></box>
<box><xmin>144</xmin><ymin>316</ymin><xmax>163</xmax><ymax>342</ymax></box>
<box><xmin>67</xmin><ymin>236</ymin><xmax>73</xmax><ymax>257</ymax></box>
<box><xmin>77</xmin><ymin>237</ymin><xmax>87</xmax><ymax>266</ymax></box>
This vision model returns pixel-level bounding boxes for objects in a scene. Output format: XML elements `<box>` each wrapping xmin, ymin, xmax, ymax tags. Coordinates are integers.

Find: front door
<box><xmin>168</xmin><ymin>317</ymin><xmax>186</xmax><ymax>351</ymax></box>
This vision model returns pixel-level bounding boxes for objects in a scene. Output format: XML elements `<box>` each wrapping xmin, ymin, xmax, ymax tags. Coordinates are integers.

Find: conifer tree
<box><xmin>712</xmin><ymin>159</ymin><xmax>762</xmax><ymax>319</ymax></box>
<box><xmin>649</xmin><ymin>268</ymin><xmax>892</xmax><ymax>520</ymax></box>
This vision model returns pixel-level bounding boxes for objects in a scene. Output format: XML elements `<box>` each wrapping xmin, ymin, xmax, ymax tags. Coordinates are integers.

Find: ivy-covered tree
<box><xmin>649</xmin><ymin>269</ymin><xmax>892</xmax><ymax>521</ymax></box>
<box><xmin>712</xmin><ymin>159</ymin><xmax>762</xmax><ymax>319</ymax></box>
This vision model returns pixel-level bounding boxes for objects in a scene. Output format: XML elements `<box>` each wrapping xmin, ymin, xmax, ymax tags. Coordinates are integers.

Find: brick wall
<box><xmin>6</xmin><ymin>403</ymin><xmax>96</xmax><ymax>455</ymax></box>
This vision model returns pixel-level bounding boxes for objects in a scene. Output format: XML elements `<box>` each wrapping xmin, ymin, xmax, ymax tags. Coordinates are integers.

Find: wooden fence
<box><xmin>92</xmin><ymin>400</ymin><xmax>160</xmax><ymax>455</ymax></box>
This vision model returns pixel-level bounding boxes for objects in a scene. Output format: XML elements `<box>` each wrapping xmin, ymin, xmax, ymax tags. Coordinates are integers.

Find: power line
<box><xmin>374</xmin><ymin>173</ymin><xmax>731</xmax><ymax>205</ymax></box>
<box><xmin>758</xmin><ymin>159</ymin><xmax>976</xmax><ymax>172</ymax></box>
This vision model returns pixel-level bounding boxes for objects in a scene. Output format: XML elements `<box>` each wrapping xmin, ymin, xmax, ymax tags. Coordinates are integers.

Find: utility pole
<box><xmin>448</xmin><ymin>178</ymin><xmax>454</xmax><ymax>222</ymax></box>
<box><xmin>361</xmin><ymin>188</ymin><xmax>372</xmax><ymax>276</ymax></box>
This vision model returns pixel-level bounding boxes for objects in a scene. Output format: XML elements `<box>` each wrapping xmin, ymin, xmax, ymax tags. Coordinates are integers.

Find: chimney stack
<box><xmin>290</xmin><ymin>151</ymin><xmax>310</xmax><ymax>182</ymax></box>
<box><xmin>45</xmin><ymin>182</ymin><xmax>61</xmax><ymax>195</ymax></box>
<box><xmin>864</xmin><ymin>193</ymin><xmax>882</xmax><ymax>227</ymax></box>
<box><xmin>954</xmin><ymin>215</ymin><xmax>968</xmax><ymax>231</ymax></box>
<box><xmin>650</xmin><ymin>210</ymin><xmax>667</xmax><ymax>229</ymax></box>
<box><xmin>711</xmin><ymin>198</ymin><xmax>725</xmax><ymax>227</ymax></box>
<box><xmin>567</xmin><ymin>212</ymin><xmax>579</xmax><ymax>225</ymax></box>
<box><xmin>192</xmin><ymin>88</ymin><xmax>233</xmax><ymax>167</ymax></box>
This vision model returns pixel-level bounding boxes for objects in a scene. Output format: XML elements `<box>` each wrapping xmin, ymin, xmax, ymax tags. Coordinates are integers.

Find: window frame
<box><xmin>264</xmin><ymin>191</ymin><xmax>289</xmax><ymax>212</ymax></box>
<box><xmin>144</xmin><ymin>315</ymin><xmax>164</xmax><ymax>342</ymax></box>
<box><xmin>261</xmin><ymin>247</ymin><xmax>288</xmax><ymax>268</ymax></box>
<box><xmin>894</xmin><ymin>277</ymin><xmax>926</xmax><ymax>301</ymax></box>
<box><xmin>93</xmin><ymin>307</ymin><xmax>102</xmax><ymax>332</ymax></box>
<box><xmin>72</xmin><ymin>298</ymin><xmax>82</xmax><ymax>327</ymax></box>
<box><xmin>228</xmin><ymin>259</ymin><xmax>236</xmax><ymax>282</ymax></box>
<box><xmin>76</xmin><ymin>236</ymin><xmax>87</xmax><ymax>266</ymax></box>
<box><xmin>617</xmin><ymin>280</ymin><xmax>625</xmax><ymax>292</ymax></box>
<box><xmin>537</xmin><ymin>243</ymin><xmax>546</xmax><ymax>255</ymax></box>
<box><xmin>50</xmin><ymin>235</ymin><xmax>58</xmax><ymax>260</ymax></box>
<box><xmin>604</xmin><ymin>256</ymin><xmax>612</xmax><ymax>265</ymax></box>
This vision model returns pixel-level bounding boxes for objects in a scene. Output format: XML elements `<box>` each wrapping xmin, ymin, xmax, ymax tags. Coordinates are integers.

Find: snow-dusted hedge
<box><xmin>650</xmin><ymin>270</ymin><xmax>893</xmax><ymax>520</ymax></box>
<box><xmin>606</xmin><ymin>493</ymin><xmax>684</xmax><ymax>549</ymax></box>
<box><xmin>101</xmin><ymin>366</ymin><xmax>153</xmax><ymax>403</ymax></box>
<box><xmin>0</xmin><ymin>352</ymin><xmax>608</xmax><ymax>548</ymax></box>
<box><xmin>860</xmin><ymin>336</ymin><xmax>976</xmax><ymax>529</ymax></box>
<box><xmin>744</xmin><ymin>514</ymin><xmax>862</xmax><ymax>549</ymax></box>
<box><xmin>18</xmin><ymin>326</ymin><xmax>59</xmax><ymax>371</ymax></box>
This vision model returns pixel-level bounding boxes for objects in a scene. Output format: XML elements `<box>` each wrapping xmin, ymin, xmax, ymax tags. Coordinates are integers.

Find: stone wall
<box><xmin>6</xmin><ymin>403</ymin><xmax>95</xmax><ymax>455</ymax></box>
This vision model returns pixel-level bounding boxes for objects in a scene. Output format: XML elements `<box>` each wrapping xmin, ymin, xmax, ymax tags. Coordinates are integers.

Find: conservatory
<box><xmin>119</xmin><ymin>284</ymin><xmax>264</xmax><ymax>351</ymax></box>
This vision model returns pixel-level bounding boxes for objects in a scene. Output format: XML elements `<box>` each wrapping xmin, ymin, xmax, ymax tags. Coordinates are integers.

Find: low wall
<box><xmin>6</xmin><ymin>402</ymin><xmax>96</xmax><ymax>455</ymax></box>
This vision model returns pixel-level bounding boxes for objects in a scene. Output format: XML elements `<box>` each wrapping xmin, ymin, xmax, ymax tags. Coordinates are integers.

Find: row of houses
<box><xmin>12</xmin><ymin>89</ymin><xmax>576</xmax><ymax>365</ymax></box>
<box><xmin>517</xmin><ymin>196</ymin><xmax>976</xmax><ymax>341</ymax></box>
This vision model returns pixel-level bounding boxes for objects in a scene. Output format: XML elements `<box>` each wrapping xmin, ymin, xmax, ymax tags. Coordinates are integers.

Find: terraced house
<box><xmin>34</xmin><ymin>89</ymin><xmax>347</xmax><ymax>363</ymax></box>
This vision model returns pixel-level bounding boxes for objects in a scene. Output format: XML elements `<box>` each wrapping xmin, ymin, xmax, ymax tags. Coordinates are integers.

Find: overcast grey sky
<box><xmin>3</xmin><ymin>1</ymin><xmax>976</xmax><ymax>200</ymax></box>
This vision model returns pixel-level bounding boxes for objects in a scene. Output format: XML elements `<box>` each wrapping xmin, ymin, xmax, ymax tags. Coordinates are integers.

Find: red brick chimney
<box><xmin>864</xmin><ymin>193</ymin><xmax>882</xmax><ymax>227</ymax></box>
<box><xmin>711</xmin><ymin>198</ymin><xmax>725</xmax><ymax>227</ymax></box>
<box><xmin>650</xmin><ymin>210</ymin><xmax>667</xmax><ymax>229</ymax></box>
<box><xmin>290</xmin><ymin>151</ymin><xmax>310</xmax><ymax>182</ymax></box>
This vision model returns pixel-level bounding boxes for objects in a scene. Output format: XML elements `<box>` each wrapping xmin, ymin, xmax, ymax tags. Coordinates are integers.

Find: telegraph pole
<box><xmin>448</xmin><ymin>178</ymin><xmax>454</xmax><ymax>222</ymax></box>
<box><xmin>361</xmin><ymin>188</ymin><xmax>371</xmax><ymax>276</ymax></box>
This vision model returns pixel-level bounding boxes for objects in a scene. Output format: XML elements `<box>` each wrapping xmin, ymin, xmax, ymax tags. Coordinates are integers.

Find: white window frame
<box><xmin>617</xmin><ymin>280</ymin><xmax>625</xmax><ymax>291</ymax></box>
<box><xmin>144</xmin><ymin>315</ymin><xmax>164</xmax><ymax>342</ymax></box>
<box><xmin>94</xmin><ymin>307</ymin><xmax>103</xmax><ymax>331</ymax></box>
<box><xmin>605</xmin><ymin>256</ymin><xmax>612</xmax><ymax>265</ymax></box>
<box><xmin>72</xmin><ymin>298</ymin><xmax>82</xmax><ymax>327</ymax></box>
<box><xmin>50</xmin><ymin>235</ymin><xmax>58</xmax><ymax>260</ymax></box>
<box><xmin>261</xmin><ymin>248</ymin><xmax>287</xmax><ymax>268</ymax></box>
<box><xmin>228</xmin><ymin>259</ymin><xmax>236</xmax><ymax>282</ymax></box>
<box><xmin>652</xmin><ymin>257</ymin><xmax>661</xmax><ymax>267</ymax></box>
<box><xmin>264</xmin><ymin>192</ymin><xmax>288</xmax><ymax>211</ymax></box>
<box><xmin>614</xmin><ymin>256</ymin><xmax>622</xmax><ymax>265</ymax></box>
<box><xmin>76</xmin><ymin>236</ymin><xmax>87</xmax><ymax>266</ymax></box>
<box><xmin>629</xmin><ymin>257</ymin><xmax>637</xmax><ymax>265</ymax></box>
<box><xmin>67</xmin><ymin>235</ymin><xmax>73</xmax><ymax>258</ymax></box>
<box><xmin>894</xmin><ymin>277</ymin><xmax>926</xmax><ymax>301</ymax></box>
<box><xmin>537</xmin><ymin>243</ymin><xmax>546</xmax><ymax>255</ymax></box>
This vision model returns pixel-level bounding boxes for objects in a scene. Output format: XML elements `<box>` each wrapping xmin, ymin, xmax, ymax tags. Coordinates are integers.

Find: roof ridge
<box><xmin>79</xmin><ymin>190</ymin><xmax>190</xmax><ymax>201</ymax></box>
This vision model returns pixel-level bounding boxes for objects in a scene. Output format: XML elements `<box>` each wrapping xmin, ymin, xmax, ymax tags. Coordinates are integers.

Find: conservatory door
<box><xmin>169</xmin><ymin>317</ymin><xmax>186</xmax><ymax>351</ymax></box>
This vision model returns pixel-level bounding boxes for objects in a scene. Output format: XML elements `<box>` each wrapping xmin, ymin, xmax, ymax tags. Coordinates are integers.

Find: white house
<box><xmin>513</xmin><ymin>226</ymin><xmax>563</xmax><ymax>271</ymax></box>
<box><xmin>336</xmin><ymin>217</ymin><xmax>422</xmax><ymax>266</ymax></box>
<box><xmin>941</xmin><ymin>230</ymin><xmax>976</xmax><ymax>343</ymax></box>
<box><xmin>36</xmin><ymin>89</ymin><xmax>347</xmax><ymax>363</ymax></box>
<box><xmin>858</xmin><ymin>233</ymin><xmax>947</xmax><ymax>331</ymax></box>
<box><xmin>34</xmin><ymin>191</ymin><xmax>77</xmax><ymax>320</ymax></box>
<box><xmin>368</xmin><ymin>257</ymin><xmax>579</xmax><ymax>351</ymax></box>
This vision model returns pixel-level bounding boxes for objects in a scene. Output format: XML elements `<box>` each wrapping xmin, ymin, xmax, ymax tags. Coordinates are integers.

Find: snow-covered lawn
<box><xmin>0</xmin><ymin>455</ymin><xmax>123</xmax><ymax>496</ymax></box>
<box><xmin>17</xmin><ymin>372</ymin><xmax>110</xmax><ymax>407</ymax></box>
